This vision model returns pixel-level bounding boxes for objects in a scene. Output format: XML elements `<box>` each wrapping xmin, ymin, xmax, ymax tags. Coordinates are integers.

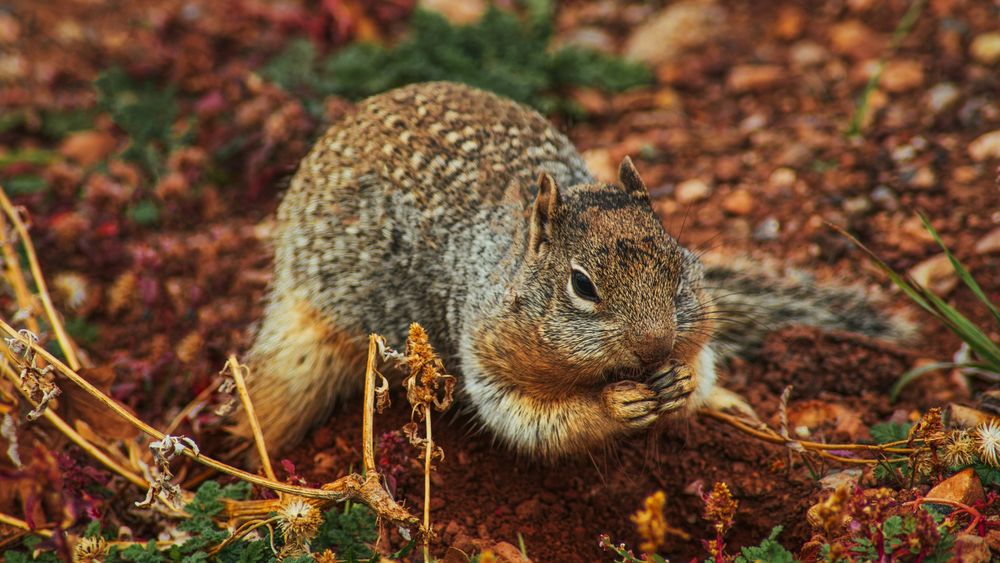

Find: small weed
<box><xmin>94</xmin><ymin>67</ymin><xmax>193</xmax><ymax>177</ymax></box>
<box><xmin>261</xmin><ymin>4</ymin><xmax>650</xmax><ymax>116</ymax></box>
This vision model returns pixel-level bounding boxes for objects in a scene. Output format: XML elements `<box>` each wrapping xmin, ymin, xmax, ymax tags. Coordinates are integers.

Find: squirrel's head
<box><xmin>506</xmin><ymin>157</ymin><xmax>714</xmax><ymax>392</ymax></box>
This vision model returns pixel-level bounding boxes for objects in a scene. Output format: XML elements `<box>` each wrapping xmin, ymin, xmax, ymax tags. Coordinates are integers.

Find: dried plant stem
<box><xmin>0</xmin><ymin>512</ymin><xmax>54</xmax><ymax>537</ymax></box>
<box><xmin>226</xmin><ymin>355</ymin><xmax>276</xmax><ymax>483</ymax></box>
<box><xmin>1</xmin><ymin>360</ymin><xmax>148</xmax><ymax>489</ymax></box>
<box><xmin>423</xmin><ymin>409</ymin><xmax>433</xmax><ymax>562</ymax></box>
<box><xmin>0</xmin><ymin>319</ymin><xmax>417</xmax><ymax>526</ymax></box>
<box><xmin>699</xmin><ymin>408</ymin><xmax>915</xmax><ymax>464</ymax></box>
<box><xmin>362</xmin><ymin>334</ymin><xmax>379</xmax><ymax>475</ymax></box>
<box><xmin>208</xmin><ymin>516</ymin><xmax>280</xmax><ymax>555</ymax></box>
<box><xmin>0</xmin><ymin>213</ymin><xmax>40</xmax><ymax>337</ymax></box>
<box><xmin>0</xmin><ymin>187</ymin><xmax>81</xmax><ymax>370</ymax></box>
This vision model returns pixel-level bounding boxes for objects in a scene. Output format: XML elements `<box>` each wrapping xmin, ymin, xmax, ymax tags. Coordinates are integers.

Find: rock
<box><xmin>880</xmin><ymin>60</ymin><xmax>924</xmax><ymax>93</ymax></box>
<box><xmin>722</xmin><ymin>189</ymin><xmax>754</xmax><ymax>215</ymax></box>
<box><xmin>970</xmin><ymin>32</ymin><xmax>1000</xmax><ymax>65</ymax></box>
<box><xmin>675</xmin><ymin>178</ymin><xmax>712</xmax><ymax>204</ymax></box>
<box><xmin>768</xmin><ymin>167</ymin><xmax>797</xmax><ymax>190</ymax></box>
<box><xmin>908</xmin><ymin>254</ymin><xmax>958</xmax><ymax>295</ymax></box>
<box><xmin>818</xmin><ymin>468</ymin><xmax>863</xmax><ymax>490</ymax></box>
<box><xmin>926</xmin><ymin>468</ymin><xmax>986</xmax><ymax>507</ymax></box>
<box><xmin>969</xmin><ymin>129</ymin><xmax>1000</xmax><ymax>161</ymax></box>
<box><xmin>753</xmin><ymin>217</ymin><xmax>780</xmax><ymax>241</ymax></box>
<box><xmin>557</xmin><ymin>26</ymin><xmax>615</xmax><ymax>54</ymax></box>
<box><xmin>907</xmin><ymin>166</ymin><xmax>936</xmax><ymax>190</ymax></box>
<box><xmin>925</xmin><ymin>82</ymin><xmax>961</xmax><ymax>114</ymax></box>
<box><xmin>870</xmin><ymin>185</ymin><xmax>899</xmax><ymax>211</ymax></box>
<box><xmin>0</xmin><ymin>13</ymin><xmax>19</xmax><ymax>44</ymax></box>
<box><xmin>727</xmin><ymin>65</ymin><xmax>785</xmax><ymax>93</ymax></box>
<box><xmin>419</xmin><ymin>0</ymin><xmax>487</xmax><ymax>24</ymax></box>
<box><xmin>974</xmin><ymin>227</ymin><xmax>1000</xmax><ymax>255</ymax></box>
<box><xmin>774</xmin><ymin>5</ymin><xmax>804</xmax><ymax>40</ymax></box>
<box><xmin>790</xmin><ymin>41</ymin><xmax>829</xmax><ymax>67</ymax></box>
<box><xmin>489</xmin><ymin>541</ymin><xmax>532</xmax><ymax>563</ymax></box>
<box><xmin>952</xmin><ymin>534</ymin><xmax>991</xmax><ymax>563</ymax></box>
<box><xmin>946</xmin><ymin>404</ymin><xmax>997</xmax><ymax>429</ymax></box>
<box><xmin>624</xmin><ymin>0</ymin><xmax>727</xmax><ymax>66</ymax></box>
<box><xmin>842</xmin><ymin>196</ymin><xmax>872</xmax><ymax>216</ymax></box>
<box><xmin>59</xmin><ymin>130</ymin><xmax>117</xmax><ymax>167</ymax></box>
<box><xmin>829</xmin><ymin>20</ymin><xmax>882</xmax><ymax>60</ymax></box>
<box><xmin>582</xmin><ymin>148</ymin><xmax>617</xmax><ymax>184</ymax></box>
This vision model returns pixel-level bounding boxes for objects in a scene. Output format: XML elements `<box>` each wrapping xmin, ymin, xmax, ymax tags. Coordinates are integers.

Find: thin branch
<box><xmin>0</xmin><ymin>359</ymin><xmax>149</xmax><ymax>489</ymax></box>
<box><xmin>363</xmin><ymin>334</ymin><xmax>379</xmax><ymax>475</ymax></box>
<box><xmin>225</xmin><ymin>355</ymin><xmax>276</xmax><ymax>483</ymax></box>
<box><xmin>0</xmin><ymin>187</ymin><xmax>81</xmax><ymax>369</ymax></box>
<box><xmin>0</xmin><ymin>318</ymin><xmax>417</xmax><ymax>527</ymax></box>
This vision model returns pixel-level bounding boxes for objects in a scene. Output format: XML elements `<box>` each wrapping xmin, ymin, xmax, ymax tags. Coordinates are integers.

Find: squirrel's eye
<box><xmin>571</xmin><ymin>269</ymin><xmax>599</xmax><ymax>302</ymax></box>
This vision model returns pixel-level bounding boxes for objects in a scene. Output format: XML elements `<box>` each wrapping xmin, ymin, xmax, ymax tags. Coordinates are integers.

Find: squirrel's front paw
<box><xmin>601</xmin><ymin>380</ymin><xmax>659</xmax><ymax>429</ymax></box>
<box><xmin>648</xmin><ymin>364</ymin><xmax>696</xmax><ymax>414</ymax></box>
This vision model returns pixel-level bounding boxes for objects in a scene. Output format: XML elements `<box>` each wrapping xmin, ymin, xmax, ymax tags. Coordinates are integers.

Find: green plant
<box><xmin>312</xmin><ymin>501</ymin><xmax>379</xmax><ymax>562</ymax></box>
<box><xmin>261</xmin><ymin>4</ymin><xmax>650</xmax><ymax>116</ymax></box>
<box><xmin>837</xmin><ymin>212</ymin><xmax>1000</xmax><ymax>400</ymax></box>
<box><xmin>846</xmin><ymin>0</ymin><xmax>927</xmax><ymax>138</ymax></box>
<box><xmin>94</xmin><ymin>68</ymin><xmax>193</xmax><ymax>177</ymax></box>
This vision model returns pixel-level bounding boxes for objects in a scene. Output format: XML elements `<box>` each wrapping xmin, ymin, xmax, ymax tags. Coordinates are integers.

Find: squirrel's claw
<box><xmin>648</xmin><ymin>364</ymin><xmax>696</xmax><ymax>413</ymax></box>
<box><xmin>601</xmin><ymin>380</ymin><xmax>659</xmax><ymax>429</ymax></box>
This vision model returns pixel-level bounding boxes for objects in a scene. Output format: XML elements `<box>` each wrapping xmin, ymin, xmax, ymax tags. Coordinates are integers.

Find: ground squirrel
<box><xmin>236</xmin><ymin>82</ymin><xmax>909</xmax><ymax>458</ymax></box>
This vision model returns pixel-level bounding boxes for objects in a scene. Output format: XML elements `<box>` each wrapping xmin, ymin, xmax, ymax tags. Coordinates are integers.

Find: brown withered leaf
<box><xmin>60</xmin><ymin>366</ymin><xmax>140</xmax><ymax>442</ymax></box>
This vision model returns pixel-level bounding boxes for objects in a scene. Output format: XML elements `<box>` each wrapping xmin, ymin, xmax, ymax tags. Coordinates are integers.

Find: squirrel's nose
<box><xmin>633</xmin><ymin>332</ymin><xmax>674</xmax><ymax>370</ymax></box>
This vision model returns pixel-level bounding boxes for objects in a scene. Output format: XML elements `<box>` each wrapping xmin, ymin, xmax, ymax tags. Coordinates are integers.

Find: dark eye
<box><xmin>571</xmin><ymin>269</ymin><xmax>599</xmax><ymax>302</ymax></box>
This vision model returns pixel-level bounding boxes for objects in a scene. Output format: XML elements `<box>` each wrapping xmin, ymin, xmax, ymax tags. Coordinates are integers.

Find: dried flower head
<box><xmin>975</xmin><ymin>419</ymin><xmax>1000</xmax><ymax>467</ymax></box>
<box><xmin>314</xmin><ymin>550</ymin><xmax>337</xmax><ymax>563</ymax></box>
<box><xmin>53</xmin><ymin>272</ymin><xmax>89</xmax><ymax>310</ymax></box>
<box><xmin>807</xmin><ymin>483</ymin><xmax>851</xmax><ymax>534</ymax></box>
<box><xmin>403</xmin><ymin>323</ymin><xmax>455</xmax><ymax>417</ymax></box>
<box><xmin>278</xmin><ymin>498</ymin><xmax>322</xmax><ymax>544</ymax></box>
<box><xmin>942</xmin><ymin>430</ymin><xmax>977</xmax><ymax>467</ymax></box>
<box><xmin>910</xmin><ymin>408</ymin><xmax>946</xmax><ymax>448</ymax></box>
<box><xmin>631</xmin><ymin>490</ymin><xmax>690</xmax><ymax>554</ymax></box>
<box><xmin>73</xmin><ymin>535</ymin><xmax>108</xmax><ymax>562</ymax></box>
<box><xmin>703</xmin><ymin>482</ymin><xmax>738</xmax><ymax>535</ymax></box>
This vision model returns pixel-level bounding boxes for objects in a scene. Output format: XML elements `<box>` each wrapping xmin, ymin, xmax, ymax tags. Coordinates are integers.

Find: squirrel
<box><xmin>234</xmin><ymin>81</ymin><xmax>910</xmax><ymax>459</ymax></box>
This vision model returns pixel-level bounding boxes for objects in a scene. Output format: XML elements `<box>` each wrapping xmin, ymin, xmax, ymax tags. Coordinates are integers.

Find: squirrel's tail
<box><xmin>701</xmin><ymin>255</ymin><xmax>915</xmax><ymax>360</ymax></box>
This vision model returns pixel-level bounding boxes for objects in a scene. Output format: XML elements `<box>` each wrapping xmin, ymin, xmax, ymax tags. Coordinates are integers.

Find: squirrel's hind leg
<box><xmin>232</xmin><ymin>295</ymin><xmax>368</xmax><ymax>452</ymax></box>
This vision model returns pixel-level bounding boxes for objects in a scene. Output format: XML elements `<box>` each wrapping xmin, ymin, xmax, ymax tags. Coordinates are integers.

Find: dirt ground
<box><xmin>2</xmin><ymin>0</ymin><xmax>999</xmax><ymax>560</ymax></box>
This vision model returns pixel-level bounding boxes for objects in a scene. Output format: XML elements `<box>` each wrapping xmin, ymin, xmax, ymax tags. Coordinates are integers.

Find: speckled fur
<box><xmin>236</xmin><ymin>82</ymin><xmax>905</xmax><ymax>458</ymax></box>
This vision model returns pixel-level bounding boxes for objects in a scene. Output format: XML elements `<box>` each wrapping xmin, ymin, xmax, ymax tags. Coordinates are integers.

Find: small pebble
<box><xmin>908</xmin><ymin>254</ymin><xmax>958</xmax><ymax>295</ymax></box>
<box><xmin>870</xmin><ymin>185</ymin><xmax>899</xmax><ymax>210</ymax></box>
<box><xmin>789</xmin><ymin>41</ymin><xmax>828</xmax><ymax>67</ymax></box>
<box><xmin>727</xmin><ymin>65</ymin><xmax>785</xmax><ymax>93</ymax></box>
<box><xmin>879</xmin><ymin>59</ymin><xmax>924</xmax><ymax>93</ymax></box>
<box><xmin>970</xmin><ymin>32</ymin><xmax>1000</xmax><ymax>65</ymax></box>
<box><xmin>908</xmin><ymin>166</ymin><xmax>936</xmax><ymax>190</ymax></box>
<box><xmin>753</xmin><ymin>217</ymin><xmax>780</xmax><ymax>241</ymax></box>
<box><xmin>925</xmin><ymin>82</ymin><xmax>960</xmax><ymax>114</ymax></box>
<box><xmin>768</xmin><ymin>167</ymin><xmax>797</xmax><ymax>189</ymax></box>
<box><xmin>968</xmin><ymin>129</ymin><xmax>1000</xmax><ymax>161</ymax></box>
<box><xmin>974</xmin><ymin>227</ymin><xmax>1000</xmax><ymax>255</ymax></box>
<box><xmin>842</xmin><ymin>196</ymin><xmax>871</xmax><ymax>215</ymax></box>
<box><xmin>675</xmin><ymin>178</ymin><xmax>712</xmax><ymax>204</ymax></box>
<box><xmin>722</xmin><ymin>189</ymin><xmax>754</xmax><ymax>215</ymax></box>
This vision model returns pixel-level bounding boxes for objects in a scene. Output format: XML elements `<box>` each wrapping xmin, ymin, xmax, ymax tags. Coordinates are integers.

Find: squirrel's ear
<box><xmin>529</xmin><ymin>172</ymin><xmax>560</xmax><ymax>253</ymax></box>
<box><xmin>618</xmin><ymin>156</ymin><xmax>647</xmax><ymax>196</ymax></box>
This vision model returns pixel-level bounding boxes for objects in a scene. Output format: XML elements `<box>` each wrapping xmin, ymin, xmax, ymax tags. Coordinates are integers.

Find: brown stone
<box><xmin>727</xmin><ymin>65</ymin><xmax>785</xmax><ymax>93</ymax></box>
<box><xmin>722</xmin><ymin>189</ymin><xmax>754</xmax><ymax>215</ymax></box>
<box><xmin>925</xmin><ymin>468</ymin><xmax>985</xmax><ymax>507</ymax></box>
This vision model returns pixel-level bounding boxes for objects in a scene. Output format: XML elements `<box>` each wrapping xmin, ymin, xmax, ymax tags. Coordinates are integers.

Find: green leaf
<box><xmin>870</xmin><ymin>422</ymin><xmax>912</xmax><ymax>444</ymax></box>
<box><xmin>127</xmin><ymin>199</ymin><xmax>160</xmax><ymax>226</ymax></box>
<box><xmin>734</xmin><ymin>526</ymin><xmax>796</xmax><ymax>563</ymax></box>
<box><xmin>918</xmin><ymin>211</ymin><xmax>1000</xmax><ymax>326</ymax></box>
<box><xmin>313</xmin><ymin>504</ymin><xmax>378</xmax><ymax>562</ymax></box>
<box><xmin>2</xmin><ymin>175</ymin><xmax>49</xmax><ymax>195</ymax></box>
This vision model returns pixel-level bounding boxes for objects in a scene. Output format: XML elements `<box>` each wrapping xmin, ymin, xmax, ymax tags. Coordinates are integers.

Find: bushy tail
<box><xmin>701</xmin><ymin>255</ymin><xmax>915</xmax><ymax>360</ymax></box>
